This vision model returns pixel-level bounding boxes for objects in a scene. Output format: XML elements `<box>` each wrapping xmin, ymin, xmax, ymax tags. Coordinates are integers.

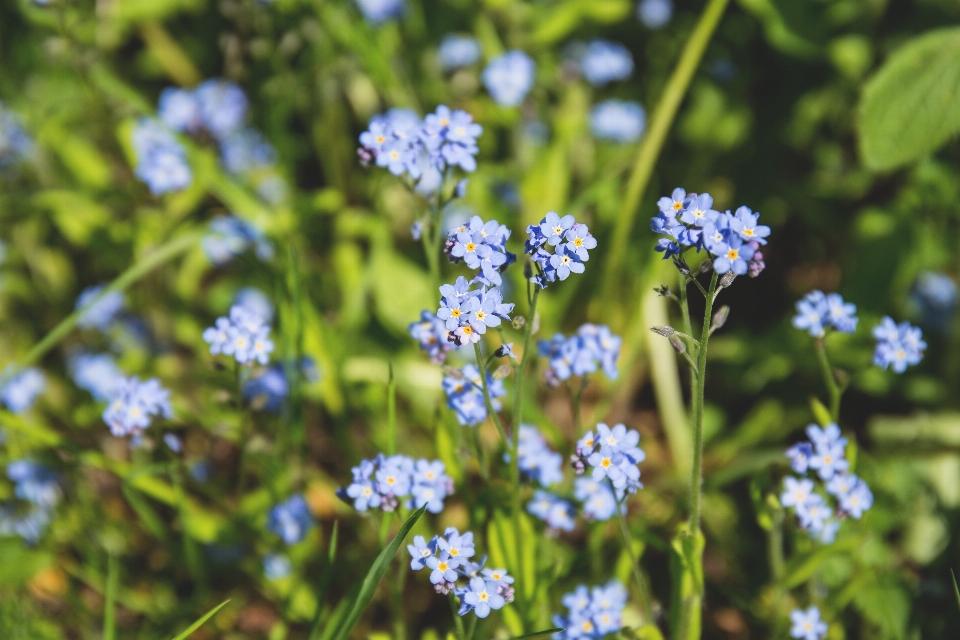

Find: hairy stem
<box><xmin>689</xmin><ymin>272</ymin><xmax>718</xmax><ymax>529</ymax></box>
<box><xmin>473</xmin><ymin>342</ymin><xmax>509</xmax><ymax>447</ymax></box>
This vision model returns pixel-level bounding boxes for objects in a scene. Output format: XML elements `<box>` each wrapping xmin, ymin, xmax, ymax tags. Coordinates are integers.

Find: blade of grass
<box><xmin>387</xmin><ymin>363</ymin><xmax>397</xmax><ymax>456</ymax></box>
<box><xmin>952</xmin><ymin>569</ymin><xmax>960</xmax><ymax>610</ymax></box>
<box><xmin>507</xmin><ymin>628</ymin><xmax>565</xmax><ymax>639</ymax></box>
<box><xmin>328</xmin><ymin>505</ymin><xmax>427</xmax><ymax>640</ymax></box>
<box><xmin>103</xmin><ymin>554</ymin><xmax>118</xmax><ymax>640</ymax></box>
<box><xmin>309</xmin><ymin>521</ymin><xmax>340</xmax><ymax>640</ymax></box>
<box><xmin>168</xmin><ymin>600</ymin><xmax>231</xmax><ymax>640</ymax></box>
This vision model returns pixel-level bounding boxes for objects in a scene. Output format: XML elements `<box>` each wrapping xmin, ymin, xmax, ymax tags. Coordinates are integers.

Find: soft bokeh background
<box><xmin>1</xmin><ymin>0</ymin><xmax>960</xmax><ymax>638</ymax></box>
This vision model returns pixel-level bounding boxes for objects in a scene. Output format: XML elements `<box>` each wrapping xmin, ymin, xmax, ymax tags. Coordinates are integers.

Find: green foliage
<box><xmin>858</xmin><ymin>27</ymin><xmax>960</xmax><ymax>171</ymax></box>
<box><xmin>169</xmin><ymin>600</ymin><xmax>231</xmax><ymax>640</ymax></box>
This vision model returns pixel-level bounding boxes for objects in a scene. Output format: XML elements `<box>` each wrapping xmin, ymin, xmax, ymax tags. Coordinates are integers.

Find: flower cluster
<box><xmin>267</xmin><ymin>494</ymin><xmax>314</xmax><ymax>545</ymax></box>
<box><xmin>538</xmin><ymin>324</ymin><xmax>621</xmax><ymax>385</ymax></box>
<box><xmin>516</xmin><ymin>425</ymin><xmax>564</xmax><ymax>487</ymax></box>
<box><xmin>0</xmin><ymin>461</ymin><xmax>61</xmax><ymax>544</ymax></box>
<box><xmin>571</xmin><ymin>423</ymin><xmax>646</xmax><ymax>497</ymax></box>
<box><xmin>0</xmin><ymin>367</ymin><xmax>46</xmax><ymax>414</ymax></box>
<box><xmin>355</xmin><ymin>0</ymin><xmax>404</xmax><ymax>24</ymax></box>
<box><xmin>409</xmin><ymin>311</ymin><xmax>454</xmax><ymax>363</ymax></box>
<box><xmin>872</xmin><ymin>317</ymin><xmax>926</xmax><ymax>373</ymax></box>
<box><xmin>76</xmin><ymin>285</ymin><xmax>125</xmax><ymax>330</ymax></box>
<box><xmin>408</xmin><ymin>528</ymin><xmax>514</xmax><ymax>618</ymax></box>
<box><xmin>552</xmin><ymin>581</ymin><xmax>628</xmax><ymax>639</ymax></box>
<box><xmin>782</xmin><ymin>424</ymin><xmax>873</xmax><ymax>543</ymax></box>
<box><xmin>437</xmin><ymin>276</ymin><xmax>514</xmax><ymax>346</ymax></box>
<box><xmin>527</xmin><ymin>490</ymin><xmax>576</xmax><ymax>531</ymax></box>
<box><xmin>263</xmin><ymin>553</ymin><xmax>292</xmax><ymax>581</ymax></box>
<box><xmin>158</xmin><ymin>80</ymin><xmax>248</xmax><ymax>142</ymax></box>
<box><xmin>0</xmin><ymin>101</ymin><xmax>32</xmax><ymax>167</ymax></box>
<box><xmin>102</xmin><ymin>376</ymin><xmax>173</xmax><ymax>437</ymax></box>
<box><xmin>242</xmin><ymin>365</ymin><xmax>289</xmax><ymax>412</ymax></box>
<box><xmin>445</xmin><ymin>215</ymin><xmax>515</xmax><ymax>286</ymax></box>
<box><xmin>338</xmin><ymin>454</ymin><xmax>453</xmax><ymax>514</ymax></box>
<box><xmin>590</xmin><ymin>100</ymin><xmax>646</xmax><ymax>143</ymax></box>
<box><xmin>578</xmin><ymin>40</ymin><xmax>633</xmax><ymax>86</ymax></box>
<box><xmin>202</xmin><ymin>215</ymin><xmax>274</xmax><ymax>266</ymax></box>
<box><xmin>638</xmin><ymin>0</ymin><xmax>673</xmax><ymax>28</ymax></box>
<box><xmin>203</xmin><ymin>304</ymin><xmax>275</xmax><ymax>366</ymax></box>
<box><xmin>911</xmin><ymin>271</ymin><xmax>957</xmax><ymax>330</ymax></box>
<box><xmin>573</xmin><ymin>477</ymin><xmax>618</xmax><ymax>521</ymax></box>
<box><xmin>438</xmin><ymin>35</ymin><xmax>482</xmax><ymax>71</ymax></box>
<box><xmin>790</xmin><ymin>606</ymin><xmax>828</xmax><ymax>640</ymax></box>
<box><xmin>220</xmin><ymin>128</ymin><xmax>275</xmax><ymax>176</ymax></box>
<box><xmin>442</xmin><ymin>364</ymin><xmax>506</xmax><ymax>426</ymax></box>
<box><xmin>482</xmin><ymin>51</ymin><xmax>536</xmax><ymax>107</ymax></box>
<box><xmin>131</xmin><ymin>118</ymin><xmax>192</xmax><ymax>195</ymax></box>
<box><xmin>650</xmin><ymin>188</ymin><xmax>769</xmax><ymax>276</ymax></box>
<box><xmin>525</xmin><ymin>212</ymin><xmax>597</xmax><ymax>288</ymax></box>
<box><xmin>358</xmin><ymin>105</ymin><xmax>482</xmax><ymax>190</ymax></box>
<box><xmin>70</xmin><ymin>353</ymin><xmax>125</xmax><ymax>401</ymax></box>
<box><xmin>792</xmin><ymin>290</ymin><xmax>858</xmax><ymax>337</ymax></box>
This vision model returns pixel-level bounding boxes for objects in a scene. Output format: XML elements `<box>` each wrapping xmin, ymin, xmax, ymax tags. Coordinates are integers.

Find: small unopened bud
<box><xmin>699</xmin><ymin>259</ymin><xmax>713</xmax><ymax>274</ymax></box>
<box><xmin>669</xmin><ymin>336</ymin><xmax>686</xmax><ymax>354</ymax></box>
<box><xmin>651</xmin><ymin>325</ymin><xmax>675</xmax><ymax>337</ymax></box>
<box><xmin>493</xmin><ymin>365</ymin><xmax>512</xmax><ymax>380</ymax></box>
<box><xmin>441</xmin><ymin>365</ymin><xmax>465</xmax><ymax>380</ymax></box>
<box><xmin>673</xmin><ymin>257</ymin><xmax>691</xmax><ymax>276</ymax></box>
<box><xmin>719</xmin><ymin>271</ymin><xmax>736</xmax><ymax>288</ymax></box>
<box><xmin>512</xmin><ymin>316</ymin><xmax>525</xmax><ymax>330</ymax></box>
<box><xmin>711</xmin><ymin>306</ymin><xmax>730</xmax><ymax>331</ymax></box>
<box><xmin>655</xmin><ymin>284</ymin><xmax>672</xmax><ymax>297</ymax></box>
<box><xmin>523</xmin><ymin>261</ymin><xmax>533</xmax><ymax>279</ymax></box>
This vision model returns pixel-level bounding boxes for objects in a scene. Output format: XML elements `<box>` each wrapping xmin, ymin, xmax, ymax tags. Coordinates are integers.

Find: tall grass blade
<box><xmin>507</xmin><ymin>628</ymin><xmax>564</xmax><ymax>639</ymax></box>
<box><xmin>952</xmin><ymin>569</ymin><xmax>960</xmax><ymax>610</ymax></box>
<box><xmin>168</xmin><ymin>600</ymin><xmax>230</xmax><ymax>640</ymax></box>
<box><xmin>329</xmin><ymin>506</ymin><xmax>427</xmax><ymax>640</ymax></box>
<box><xmin>309</xmin><ymin>521</ymin><xmax>340</xmax><ymax>640</ymax></box>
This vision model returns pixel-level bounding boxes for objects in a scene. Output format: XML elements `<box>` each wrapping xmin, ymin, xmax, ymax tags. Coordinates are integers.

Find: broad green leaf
<box><xmin>328</xmin><ymin>506</ymin><xmax>427</xmax><ymax>640</ymax></box>
<box><xmin>168</xmin><ymin>600</ymin><xmax>230</xmax><ymax>640</ymax></box>
<box><xmin>858</xmin><ymin>27</ymin><xmax>960</xmax><ymax>170</ymax></box>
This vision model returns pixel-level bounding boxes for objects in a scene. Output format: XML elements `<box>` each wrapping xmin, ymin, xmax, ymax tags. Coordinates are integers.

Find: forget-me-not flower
<box><xmin>267</xmin><ymin>494</ymin><xmax>314</xmax><ymax>545</ymax></box>
<box><xmin>790</xmin><ymin>606</ymin><xmax>828</xmax><ymax>640</ymax></box>
<box><xmin>482</xmin><ymin>51</ymin><xmax>535</xmax><ymax>107</ymax></box>
<box><xmin>590</xmin><ymin>100</ymin><xmax>646</xmax><ymax>143</ymax></box>
<box><xmin>0</xmin><ymin>367</ymin><xmax>46</xmax><ymax>414</ymax></box>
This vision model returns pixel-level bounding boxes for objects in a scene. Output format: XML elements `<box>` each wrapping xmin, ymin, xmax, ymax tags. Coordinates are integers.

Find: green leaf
<box><xmin>309</xmin><ymin>521</ymin><xmax>340</xmax><ymax>640</ymax></box>
<box><xmin>858</xmin><ymin>27</ymin><xmax>960</xmax><ymax>170</ymax></box>
<box><xmin>328</xmin><ymin>506</ymin><xmax>427</xmax><ymax>640</ymax></box>
<box><xmin>783</xmin><ymin>537</ymin><xmax>862</xmax><ymax>588</ymax></box>
<box><xmin>952</xmin><ymin>569</ymin><xmax>960</xmax><ymax>610</ymax></box>
<box><xmin>507</xmin><ymin>628</ymin><xmax>565</xmax><ymax>640</ymax></box>
<box><xmin>168</xmin><ymin>600</ymin><xmax>230</xmax><ymax>640</ymax></box>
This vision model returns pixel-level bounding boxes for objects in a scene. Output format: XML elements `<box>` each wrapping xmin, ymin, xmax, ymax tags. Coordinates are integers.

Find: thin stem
<box><xmin>678</xmin><ymin>275</ymin><xmax>695</xmax><ymax>353</ymax></box>
<box><xmin>602</xmin><ymin>0</ymin><xmax>732</xmax><ymax>282</ymax></box>
<box><xmin>13</xmin><ymin>229</ymin><xmax>203</xmax><ymax>374</ymax></box>
<box><xmin>687</xmin><ymin>275</ymin><xmax>709</xmax><ymax>300</ymax></box>
<box><xmin>814</xmin><ymin>337</ymin><xmax>841</xmax><ymax>422</ymax></box>
<box><xmin>570</xmin><ymin>379</ymin><xmax>587</xmax><ymax>434</ymax></box>
<box><xmin>448</xmin><ymin>592</ymin><xmax>466</xmax><ymax>640</ymax></box>
<box><xmin>464</xmin><ymin>613</ymin><xmax>478</xmax><ymax>640</ymax></box>
<box><xmin>471</xmin><ymin>425</ymin><xmax>489</xmax><ymax>481</ymax></box>
<box><xmin>391</xmin><ymin>547</ymin><xmax>407</xmax><ymax>640</ymax></box>
<box><xmin>103</xmin><ymin>553</ymin><xmax>118</xmax><ymax>640</ymax></box>
<box><xmin>612</xmin><ymin>488</ymin><xmax>654</xmax><ymax>624</ymax></box>
<box><xmin>472</xmin><ymin>342</ymin><xmax>509</xmax><ymax>447</ymax></box>
<box><xmin>689</xmin><ymin>272</ymin><xmax>719</xmax><ymax>530</ymax></box>
<box><xmin>387</xmin><ymin>363</ymin><xmax>397</xmax><ymax>456</ymax></box>
<box><xmin>768</xmin><ymin>505</ymin><xmax>786</xmax><ymax>622</ymax></box>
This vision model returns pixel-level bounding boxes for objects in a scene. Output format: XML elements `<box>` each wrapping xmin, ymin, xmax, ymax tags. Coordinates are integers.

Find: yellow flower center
<box><xmin>479</xmin><ymin>592</ymin><xmax>488</xmax><ymax>601</ymax></box>
<box><xmin>449</xmin><ymin>548</ymin><xmax>459</xmax><ymax>556</ymax></box>
<box><xmin>476</xmin><ymin>311</ymin><xmax>485</xmax><ymax>321</ymax></box>
<box><xmin>451</xmin><ymin>309</ymin><xmax>461</xmax><ymax>318</ymax></box>
<box><xmin>462</xmin><ymin>326</ymin><xmax>473</xmax><ymax>335</ymax></box>
<box><xmin>574</xmin><ymin>237</ymin><xmax>583</xmax><ymax>247</ymax></box>
<box><xmin>726</xmin><ymin>249</ymin><xmax>739</xmax><ymax>260</ymax></box>
<box><xmin>375</xmin><ymin>135</ymin><xmax>385</xmax><ymax>143</ymax></box>
<box><xmin>601</xmin><ymin>458</ymin><xmax>611</xmax><ymax>468</ymax></box>
<box><xmin>465</xmin><ymin>242</ymin><xmax>476</xmax><ymax>252</ymax></box>
<box><xmin>743</xmin><ymin>228</ymin><xmax>754</xmax><ymax>236</ymax></box>
<box><xmin>673</xmin><ymin>201</ymin><xmax>683</xmax><ymax>210</ymax></box>
<box><xmin>438</xmin><ymin>561</ymin><xmax>448</xmax><ymax>571</ymax></box>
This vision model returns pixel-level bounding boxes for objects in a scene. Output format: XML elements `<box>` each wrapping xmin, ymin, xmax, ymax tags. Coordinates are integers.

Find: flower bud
<box><xmin>673</xmin><ymin>256</ymin><xmax>691</xmax><ymax>276</ymax></box>
<box><xmin>699</xmin><ymin>259</ymin><xmax>713</xmax><ymax>274</ymax></box>
<box><xmin>512</xmin><ymin>316</ymin><xmax>526</xmax><ymax>330</ymax></box>
<box><xmin>669</xmin><ymin>336</ymin><xmax>686</xmax><ymax>354</ymax></box>
<box><xmin>493</xmin><ymin>365</ymin><xmax>512</xmax><ymax>380</ymax></box>
<box><xmin>523</xmin><ymin>261</ymin><xmax>533</xmax><ymax>279</ymax></box>
<box><xmin>655</xmin><ymin>284</ymin><xmax>673</xmax><ymax>297</ymax></box>
<box><xmin>719</xmin><ymin>271</ymin><xmax>736</xmax><ymax>288</ymax></box>
<box><xmin>651</xmin><ymin>325</ymin><xmax>675</xmax><ymax>337</ymax></box>
<box><xmin>711</xmin><ymin>305</ymin><xmax>730</xmax><ymax>332</ymax></box>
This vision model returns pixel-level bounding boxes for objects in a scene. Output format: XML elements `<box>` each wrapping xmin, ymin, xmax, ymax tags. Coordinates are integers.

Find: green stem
<box><xmin>689</xmin><ymin>272</ymin><xmax>718</xmax><ymax>531</ymax></box>
<box><xmin>678</xmin><ymin>276</ymin><xmax>695</xmax><ymax>353</ymax></box>
<box><xmin>603</xmin><ymin>0</ymin><xmax>732</xmax><ymax>282</ymax></box>
<box><xmin>449</xmin><ymin>592</ymin><xmax>466</xmax><ymax>640</ymax></box>
<box><xmin>464</xmin><ymin>613</ymin><xmax>478</xmax><ymax>640</ymax></box>
<box><xmin>473</xmin><ymin>342</ymin><xmax>510</xmax><ymax>447</ymax></box>
<box><xmin>387</xmin><ymin>363</ymin><xmax>397</xmax><ymax>456</ymax></box>
<box><xmin>768</xmin><ymin>505</ymin><xmax>786</xmax><ymax>621</ymax></box>
<box><xmin>103</xmin><ymin>553</ymin><xmax>118</xmax><ymax>640</ymax></box>
<box><xmin>510</xmin><ymin>286</ymin><xmax>540</xmax><ymax>632</ymax></box>
<box><xmin>613</xmin><ymin>487</ymin><xmax>654</xmax><ymax>624</ymax></box>
<box><xmin>814</xmin><ymin>337</ymin><xmax>841</xmax><ymax>422</ymax></box>
<box><xmin>12</xmin><ymin>229</ymin><xmax>202</xmax><ymax>374</ymax></box>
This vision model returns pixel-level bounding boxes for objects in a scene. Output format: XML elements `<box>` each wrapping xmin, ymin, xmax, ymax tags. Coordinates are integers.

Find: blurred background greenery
<box><xmin>2</xmin><ymin>0</ymin><xmax>960</xmax><ymax>638</ymax></box>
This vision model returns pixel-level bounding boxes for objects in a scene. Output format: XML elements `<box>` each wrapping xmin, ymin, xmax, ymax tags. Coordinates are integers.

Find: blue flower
<box><xmin>407</xmin><ymin>535</ymin><xmax>438</xmax><ymax>570</ymax></box>
<box><xmin>579</xmin><ymin>40</ymin><xmax>633</xmax><ymax>86</ymax></box>
<box><xmin>637</xmin><ymin>0</ymin><xmax>672</xmax><ymax>28</ymax></box>
<box><xmin>790</xmin><ymin>606</ymin><xmax>827</xmax><ymax>640</ymax></box>
<box><xmin>822</xmin><ymin>293</ymin><xmax>858</xmax><ymax>333</ymax></box>
<box><xmin>911</xmin><ymin>271</ymin><xmax>957</xmax><ymax>330</ymax></box>
<box><xmin>574</xmin><ymin>477</ymin><xmax>618</xmax><ymax>521</ymax></box>
<box><xmin>102</xmin><ymin>376</ymin><xmax>173</xmax><ymax>437</ymax></box>
<box><xmin>538</xmin><ymin>324</ymin><xmax>621</xmax><ymax>385</ymax></box>
<box><xmin>540</xmin><ymin>211</ymin><xmax>576</xmax><ymax>246</ymax></box>
<box><xmin>427</xmin><ymin>551</ymin><xmax>461</xmax><ymax>584</ymax></box>
<box><xmin>131</xmin><ymin>118</ymin><xmax>192</xmax><ymax>195</ymax></box>
<box><xmin>264</xmin><ymin>553</ymin><xmax>292</xmax><ymax>580</ymax></box>
<box><xmin>355</xmin><ymin>0</ymin><xmax>404</xmax><ymax>23</ymax></box>
<box><xmin>680</xmin><ymin>193</ymin><xmax>719</xmax><ymax>227</ymax></box>
<box><xmin>438</xmin><ymin>527</ymin><xmax>476</xmax><ymax>561</ymax></box>
<box><xmin>340</xmin><ymin>455</ymin><xmax>452</xmax><ymax>513</ymax></box>
<box><xmin>564</xmin><ymin>224</ymin><xmax>598</xmax><ymax>261</ymax></box>
<box><xmin>730</xmin><ymin>206</ymin><xmax>771</xmax><ymax>245</ymax></box>
<box><xmin>76</xmin><ymin>285</ymin><xmax>125</xmax><ymax>330</ymax></box>
<box><xmin>808</xmin><ymin>441</ymin><xmax>849</xmax><ymax>480</ymax></box>
<box><xmin>220</xmin><ymin>128</ymin><xmax>275</xmax><ymax>175</ymax></box>
<box><xmin>590</xmin><ymin>100</ymin><xmax>646</xmax><ymax>143</ymax></box>
<box><xmin>482</xmin><ymin>51</ymin><xmax>536</xmax><ymax>108</ymax></box>
<box><xmin>0</xmin><ymin>102</ymin><xmax>33</xmax><ymax>167</ymax></box>
<box><xmin>344</xmin><ymin>460</ymin><xmax>381</xmax><ymax>512</ymax></box>
<box><xmin>792</xmin><ymin>290</ymin><xmax>858</xmax><ymax>336</ymax></box>
<box><xmin>242</xmin><ymin>365</ymin><xmax>289</xmax><ymax>412</ymax></box>
<box><xmin>796</xmin><ymin>495</ymin><xmax>832</xmax><ymax>532</ymax></box>
<box><xmin>462</xmin><ymin>577</ymin><xmax>506</xmax><ymax>618</ymax></box>
<box><xmin>552</xmin><ymin>581</ymin><xmax>627</xmax><ymax>640</ymax></box>
<box><xmin>267</xmin><ymin>494</ymin><xmax>314</xmax><ymax>545</ymax></box>
<box><xmin>0</xmin><ymin>367</ymin><xmax>46</xmax><ymax>414</ymax></box>
<box><xmin>780</xmin><ymin>477</ymin><xmax>815</xmax><ymax>509</ymax></box>
<box><xmin>70</xmin><ymin>353</ymin><xmax>125</xmax><ymax>401</ymax></box>
<box><xmin>481</xmin><ymin>568</ymin><xmax>513</xmax><ymax>589</ymax></box>
<box><xmin>7</xmin><ymin>461</ymin><xmax>61</xmax><ymax>508</ymax></box>
<box><xmin>163</xmin><ymin>433</ymin><xmax>182</xmax><ymax>453</ymax></box>
<box><xmin>203</xmin><ymin>304</ymin><xmax>274</xmax><ymax>365</ymax></box>
<box><xmin>202</xmin><ymin>215</ymin><xmax>273</xmax><ymax>265</ymax></box>
<box><xmin>158</xmin><ymin>87</ymin><xmax>202</xmax><ymax>134</ymax></box>
<box><xmin>409</xmin><ymin>311</ymin><xmax>453</xmax><ymax>363</ymax></box>
<box><xmin>376</xmin><ymin>454</ymin><xmax>415</xmax><ymax>497</ymax></box>
<box><xmin>515</xmin><ymin>425</ymin><xmax>564</xmax><ymax>487</ymax></box>
<box><xmin>785</xmin><ymin>442</ymin><xmax>814</xmax><ymax>474</ymax></box>
<box><xmin>194</xmin><ymin>80</ymin><xmax>248</xmax><ymax>141</ymax></box>
<box><xmin>872</xmin><ymin>316</ymin><xmax>926</xmax><ymax>373</ymax></box>
<box><xmin>438</xmin><ymin>35</ymin><xmax>482</xmax><ymax>71</ymax></box>
<box><xmin>527</xmin><ymin>490</ymin><xmax>576</xmax><ymax>531</ymax></box>
<box><xmin>838</xmin><ymin>479</ymin><xmax>873</xmax><ymax>519</ymax></box>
